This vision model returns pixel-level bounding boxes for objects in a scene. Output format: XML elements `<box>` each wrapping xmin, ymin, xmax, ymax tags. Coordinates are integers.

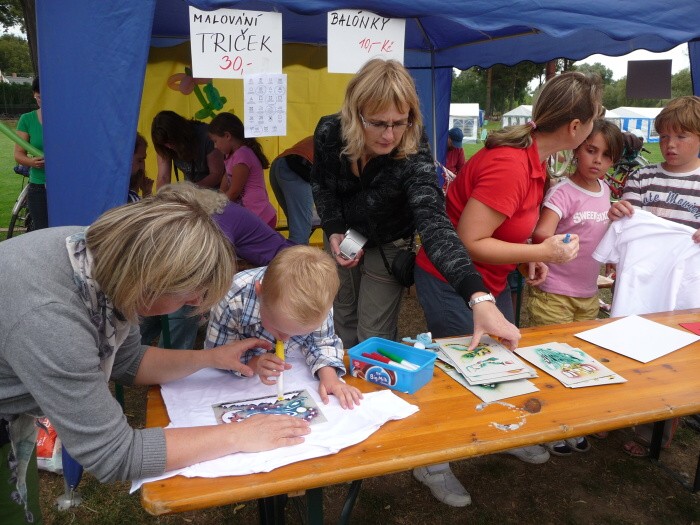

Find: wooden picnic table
<box><xmin>141</xmin><ymin>308</ymin><xmax>700</xmax><ymax>520</ymax></box>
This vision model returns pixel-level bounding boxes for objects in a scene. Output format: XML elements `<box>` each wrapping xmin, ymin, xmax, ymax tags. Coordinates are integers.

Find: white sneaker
<box><xmin>413</xmin><ymin>465</ymin><xmax>472</xmax><ymax>507</ymax></box>
<box><xmin>503</xmin><ymin>445</ymin><xmax>550</xmax><ymax>464</ymax></box>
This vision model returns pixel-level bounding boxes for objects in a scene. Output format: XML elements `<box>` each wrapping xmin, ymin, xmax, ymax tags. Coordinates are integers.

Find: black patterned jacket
<box><xmin>310</xmin><ymin>114</ymin><xmax>487</xmax><ymax>302</ymax></box>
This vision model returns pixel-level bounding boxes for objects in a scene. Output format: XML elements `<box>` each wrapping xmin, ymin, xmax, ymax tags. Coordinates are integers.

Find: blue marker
<box><xmin>563</xmin><ymin>233</ymin><xmax>571</xmax><ymax>244</ymax></box>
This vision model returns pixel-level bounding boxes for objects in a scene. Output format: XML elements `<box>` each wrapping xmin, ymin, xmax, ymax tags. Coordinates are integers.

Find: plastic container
<box><xmin>348</xmin><ymin>337</ymin><xmax>436</xmax><ymax>394</ymax></box>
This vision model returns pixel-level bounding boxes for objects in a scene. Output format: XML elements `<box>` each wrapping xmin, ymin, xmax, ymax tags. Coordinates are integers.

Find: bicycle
<box><xmin>7</xmin><ymin>164</ymin><xmax>33</xmax><ymax>239</ymax></box>
<box><xmin>603</xmin><ymin>130</ymin><xmax>650</xmax><ymax>201</ymax></box>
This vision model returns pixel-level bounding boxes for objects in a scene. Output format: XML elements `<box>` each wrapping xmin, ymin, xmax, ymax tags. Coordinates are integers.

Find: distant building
<box><xmin>0</xmin><ymin>70</ymin><xmax>33</xmax><ymax>85</ymax></box>
<box><xmin>606</xmin><ymin>106</ymin><xmax>663</xmax><ymax>143</ymax></box>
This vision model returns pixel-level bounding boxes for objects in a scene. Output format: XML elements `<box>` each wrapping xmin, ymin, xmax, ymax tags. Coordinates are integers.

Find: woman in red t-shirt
<box><xmin>412</xmin><ymin>72</ymin><xmax>604</xmax><ymax>507</ymax></box>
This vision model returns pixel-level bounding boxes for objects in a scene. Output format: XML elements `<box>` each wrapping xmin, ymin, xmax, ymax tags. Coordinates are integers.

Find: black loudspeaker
<box><xmin>626</xmin><ymin>60</ymin><xmax>672</xmax><ymax>99</ymax></box>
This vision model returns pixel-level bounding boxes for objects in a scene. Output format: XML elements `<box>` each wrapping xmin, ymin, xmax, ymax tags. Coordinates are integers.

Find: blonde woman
<box><xmin>311</xmin><ymin>58</ymin><xmax>519</xmax><ymax>353</ymax></box>
<box><xmin>0</xmin><ymin>193</ymin><xmax>309</xmax><ymax>522</ymax></box>
<box><xmin>414</xmin><ymin>71</ymin><xmax>604</xmax><ymax>505</ymax></box>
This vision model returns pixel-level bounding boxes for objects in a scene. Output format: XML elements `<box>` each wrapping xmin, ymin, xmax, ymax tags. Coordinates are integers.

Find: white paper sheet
<box><xmin>131</xmin><ymin>356</ymin><xmax>418</xmax><ymax>492</ymax></box>
<box><xmin>574</xmin><ymin>315</ymin><xmax>700</xmax><ymax>363</ymax></box>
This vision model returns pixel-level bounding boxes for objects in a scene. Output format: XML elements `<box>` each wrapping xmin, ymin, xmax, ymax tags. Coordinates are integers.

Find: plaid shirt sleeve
<box><xmin>204</xmin><ymin>270</ymin><xmax>270</xmax><ymax>374</ymax></box>
<box><xmin>288</xmin><ymin>308</ymin><xmax>346</xmax><ymax>378</ymax></box>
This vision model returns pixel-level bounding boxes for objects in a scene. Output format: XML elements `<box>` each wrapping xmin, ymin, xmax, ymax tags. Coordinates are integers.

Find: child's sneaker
<box><xmin>504</xmin><ymin>445</ymin><xmax>550</xmax><ymax>464</ymax></box>
<box><xmin>566</xmin><ymin>436</ymin><xmax>591</xmax><ymax>452</ymax></box>
<box><xmin>545</xmin><ymin>440</ymin><xmax>573</xmax><ymax>456</ymax></box>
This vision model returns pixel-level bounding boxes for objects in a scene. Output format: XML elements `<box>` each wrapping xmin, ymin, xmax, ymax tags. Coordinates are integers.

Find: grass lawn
<box><xmin>0</xmin><ymin>119</ymin><xmax>23</xmax><ymax>234</ymax></box>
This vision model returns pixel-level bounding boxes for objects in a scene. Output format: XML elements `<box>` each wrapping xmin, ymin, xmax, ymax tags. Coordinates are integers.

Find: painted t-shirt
<box><xmin>539</xmin><ymin>178</ymin><xmax>610</xmax><ymax>298</ymax></box>
<box><xmin>226</xmin><ymin>146</ymin><xmax>277</xmax><ymax>228</ymax></box>
<box><xmin>621</xmin><ymin>163</ymin><xmax>700</xmax><ymax>229</ymax></box>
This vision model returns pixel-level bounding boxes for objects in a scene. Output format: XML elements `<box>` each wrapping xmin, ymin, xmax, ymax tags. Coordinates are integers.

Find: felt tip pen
<box><xmin>275</xmin><ymin>340</ymin><xmax>285</xmax><ymax>400</ymax></box>
<box><xmin>563</xmin><ymin>233</ymin><xmax>571</xmax><ymax>244</ymax></box>
<box><xmin>362</xmin><ymin>352</ymin><xmax>414</xmax><ymax>371</ymax></box>
<box><xmin>376</xmin><ymin>349</ymin><xmax>419</xmax><ymax>370</ymax></box>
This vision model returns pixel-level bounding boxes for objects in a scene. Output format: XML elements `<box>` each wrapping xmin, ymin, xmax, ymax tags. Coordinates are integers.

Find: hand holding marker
<box><xmin>563</xmin><ymin>233</ymin><xmax>571</xmax><ymax>244</ymax></box>
<box><xmin>275</xmin><ymin>340</ymin><xmax>285</xmax><ymax>400</ymax></box>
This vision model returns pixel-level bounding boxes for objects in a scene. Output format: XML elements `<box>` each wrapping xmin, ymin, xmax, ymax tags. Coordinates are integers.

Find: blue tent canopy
<box><xmin>36</xmin><ymin>0</ymin><xmax>700</xmax><ymax>226</ymax></box>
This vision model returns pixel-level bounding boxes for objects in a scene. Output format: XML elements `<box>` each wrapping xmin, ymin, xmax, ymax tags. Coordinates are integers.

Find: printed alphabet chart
<box><xmin>243</xmin><ymin>73</ymin><xmax>287</xmax><ymax>137</ymax></box>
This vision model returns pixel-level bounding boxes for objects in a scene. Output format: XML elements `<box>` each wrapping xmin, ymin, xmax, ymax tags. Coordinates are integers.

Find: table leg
<box><xmin>305</xmin><ymin>488</ymin><xmax>323</xmax><ymax>525</ymax></box>
<box><xmin>258</xmin><ymin>494</ymin><xmax>287</xmax><ymax>525</ymax></box>
<box><xmin>649</xmin><ymin>420</ymin><xmax>664</xmax><ymax>460</ymax></box>
<box><xmin>338</xmin><ymin>480</ymin><xmax>362</xmax><ymax>525</ymax></box>
<box><xmin>693</xmin><ymin>453</ymin><xmax>700</xmax><ymax>493</ymax></box>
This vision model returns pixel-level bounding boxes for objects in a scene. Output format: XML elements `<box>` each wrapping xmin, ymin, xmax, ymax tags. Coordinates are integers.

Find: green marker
<box><xmin>376</xmin><ymin>348</ymin><xmax>419</xmax><ymax>370</ymax></box>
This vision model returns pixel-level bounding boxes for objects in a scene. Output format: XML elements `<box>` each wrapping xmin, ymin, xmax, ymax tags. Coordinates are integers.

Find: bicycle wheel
<box><xmin>7</xmin><ymin>202</ymin><xmax>31</xmax><ymax>239</ymax></box>
<box><xmin>546</xmin><ymin>150</ymin><xmax>573</xmax><ymax>178</ymax></box>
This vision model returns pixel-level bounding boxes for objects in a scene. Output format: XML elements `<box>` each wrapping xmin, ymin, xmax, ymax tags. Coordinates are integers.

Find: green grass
<box><xmin>0</xmin><ymin>119</ymin><xmax>23</xmax><ymax>233</ymax></box>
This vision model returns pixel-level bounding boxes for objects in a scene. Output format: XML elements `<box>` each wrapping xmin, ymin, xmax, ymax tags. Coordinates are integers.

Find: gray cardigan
<box><xmin>0</xmin><ymin>227</ymin><xmax>166</xmax><ymax>482</ymax></box>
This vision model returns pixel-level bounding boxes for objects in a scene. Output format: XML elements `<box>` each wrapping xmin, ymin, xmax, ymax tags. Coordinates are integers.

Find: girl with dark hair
<box><xmin>208</xmin><ymin>112</ymin><xmax>277</xmax><ymax>228</ymax></box>
<box><xmin>151</xmin><ymin>110</ymin><xmax>225</xmax><ymax>189</ymax></box>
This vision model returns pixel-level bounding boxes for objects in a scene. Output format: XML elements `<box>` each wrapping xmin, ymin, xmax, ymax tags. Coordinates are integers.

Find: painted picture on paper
<box><xmin>212</xmin><ymin>389</ymin><xmax>327</xmax><ymax>425</ymax></box>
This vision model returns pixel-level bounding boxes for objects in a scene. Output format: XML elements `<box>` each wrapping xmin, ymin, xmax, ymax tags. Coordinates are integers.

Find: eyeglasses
<box><xmin>360</xmin><ymin>113</ymin><xmax>412</xmax><ymax>133</ymax></box>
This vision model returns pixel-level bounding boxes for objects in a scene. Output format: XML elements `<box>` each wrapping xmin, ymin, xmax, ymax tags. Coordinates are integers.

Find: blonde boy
<box><xmin>205</xmin><ymin>245</ymin><xmax>363</xmax><ymax>409</ymax></box>
<box><xmin>608</xmin><ymin>95</ymin><xmax>700</xmax><ymax>457</ymax></box>
<box><xmin>610</xmin><ymin>95</ymin><xmax>700</xmax><ymax>242</ymax></box>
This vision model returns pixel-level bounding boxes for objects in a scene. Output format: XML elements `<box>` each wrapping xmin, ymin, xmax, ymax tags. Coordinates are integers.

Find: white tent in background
<box><xmin>449</xmin><ymin>103</ymin><xmax>481</xmax><ymax>143</ymax></box>
<box><xmin>608</xmin><ymin>106</ymin><xmax>663</xmax><ymax>143</ymax></box>
<box><xmin>501</xmin><ymin>105</ymin><xmax>533</xmax><ymax>127</ymax></box>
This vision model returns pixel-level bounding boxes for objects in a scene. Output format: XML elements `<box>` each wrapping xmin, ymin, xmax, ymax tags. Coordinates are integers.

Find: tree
<box><xmin>451</xmin><ymin>62</ymin><xmax>545</xmax><ymax>116</ymax></box>
<box><xmin>0</xmin><ymin>33</ymin><xmax>31</xmax><ymax>75</ymax></box>
<box><xmin>671</xmin><ymin>68</ymin><xmax>692</xmax><ymax>98</ymax></box>
<box><xmin>0</xmin><ymin>0</ymin><xmax>23</xmax><ymax>31</ymax></box>
<box><xmin>573</xmin><ymin>62</ymin><xmax>614</xmax><ymax>85</ymax></box>
<box><xmin>0</xmin><ymin>0</ymin><xmax>36</xmax><ymax>76</ymax></box>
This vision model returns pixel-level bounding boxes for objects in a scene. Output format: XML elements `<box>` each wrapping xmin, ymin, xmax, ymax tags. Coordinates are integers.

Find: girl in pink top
<box><xmin>209</xmin><ymin>112</ymin><xmax>277</xmax><ymax>228</ymax></box>
<box><xmin>528</xmin><ymin>120</ymin><xmax>623</xmax><ymax>456</ymax></box>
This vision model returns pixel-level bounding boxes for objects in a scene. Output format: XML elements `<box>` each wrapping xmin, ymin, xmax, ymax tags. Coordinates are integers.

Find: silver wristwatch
<box><xmin>467</xmin><ymin>292</ymin><xmax>496</xmax><ymax>310</ymax></box>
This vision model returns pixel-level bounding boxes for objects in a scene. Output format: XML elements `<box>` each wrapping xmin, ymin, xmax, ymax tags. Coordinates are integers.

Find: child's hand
<box><xmin>524</xmin><ymin>261</ymin><xmax>548</xmax><ymax>286</ymax></box>
<box><xmin>608</xmin><ymin>200</ymin><xmax>634</xmax><ymax>221</ymax></box>
<box><xmin>211</xmin><ymin>338</ymin><xmax>273</xmax><ymax>377</ymax></box>
<box><xmin>251</xmin><ymin>353</ymin><xmax>292</xmax><ymax>385</ymax></box>
<box><xmin>317</xmin><ymin>367</ymin><xmax>363</xmax><ymax>409</ymax></box>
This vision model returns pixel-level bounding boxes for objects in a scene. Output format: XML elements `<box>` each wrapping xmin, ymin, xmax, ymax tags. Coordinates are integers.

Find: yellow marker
<box><xmin>275</xmin><ymin>340</ymin><xmax>285</xmax><ymax>400</ymax></box>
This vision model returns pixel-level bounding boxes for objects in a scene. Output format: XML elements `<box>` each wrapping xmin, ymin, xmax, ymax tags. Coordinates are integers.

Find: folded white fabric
<box><xmin>131</xmin><ymin>356</ymin><xmax>418</xmax><ymax>492</ymax></box>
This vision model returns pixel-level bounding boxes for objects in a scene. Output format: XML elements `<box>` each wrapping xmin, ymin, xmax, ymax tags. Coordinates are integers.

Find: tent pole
<box><xmin>415</xmin><ymin>19</ymin><xmax>438</xmax><ymax>153</ymax></box>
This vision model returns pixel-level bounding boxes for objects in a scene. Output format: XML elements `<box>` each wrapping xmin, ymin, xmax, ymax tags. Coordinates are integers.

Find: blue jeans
<box><xmin>139</xmin><ymin>305</ymin><xmax>200</xmax><ymax>349</ymax></box>
<box><xmin>414</xmin><ymin>265</ymin><xmax>514</xmax><ymax>339</ymax></box>
<box><xmin>269</xmin><ymin>157</ymin><xmax>314</xmax><ymax>245</ymax></box>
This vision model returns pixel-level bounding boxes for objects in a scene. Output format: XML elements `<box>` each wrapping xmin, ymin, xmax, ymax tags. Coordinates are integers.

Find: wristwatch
<box><xmin>467</xmin><ymin>292</ymin><xmax>496</xmax><ymax>310</ymax></box>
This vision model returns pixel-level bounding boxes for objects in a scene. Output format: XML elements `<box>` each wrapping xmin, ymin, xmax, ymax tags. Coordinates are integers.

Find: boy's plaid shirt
<box><xmin>204</xmin><ymin>267</ymin><xmax>345</xmax><ymax>377</ymax></box>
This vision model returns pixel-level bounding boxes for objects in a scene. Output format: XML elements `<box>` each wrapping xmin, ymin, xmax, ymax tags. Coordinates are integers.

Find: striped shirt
<box><xmin>621</xmin><ymin>163</ymin><xmax>700</xmax><ymax>229</ymax></box>
<box><xmin>204</xmin><ymin>267</ymin><xmax>345</xmax><ymax>378</ymax></box>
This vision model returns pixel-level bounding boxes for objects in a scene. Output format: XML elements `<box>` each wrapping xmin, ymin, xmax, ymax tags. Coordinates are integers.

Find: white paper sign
<box><xmin>189</xmin><ymin>7</ymin><xmax>282</xmax><ymax>78</ymax></box>
<box><xmin>327</xmin><ymin>10</ymin><xmax>405</xmax><ymax>73</ymax></box>
<box><xmin>243</xmin><ymin>73</ymin><xmax>287</xmax><ymax>137</ymax></box>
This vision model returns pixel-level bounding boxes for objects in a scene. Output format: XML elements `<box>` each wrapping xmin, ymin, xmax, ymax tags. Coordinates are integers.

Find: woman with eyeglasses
<box><xmin>311</xmin><ymin>58</ymin><xmax>519</xmax><ymax>353</ymax></box>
